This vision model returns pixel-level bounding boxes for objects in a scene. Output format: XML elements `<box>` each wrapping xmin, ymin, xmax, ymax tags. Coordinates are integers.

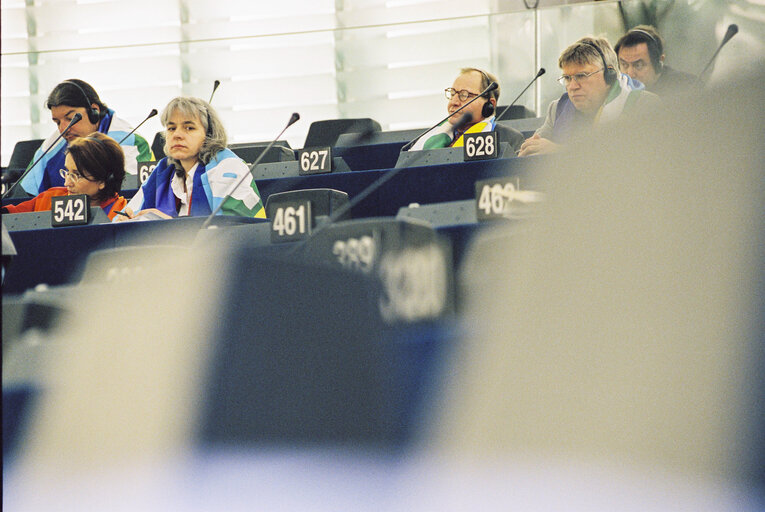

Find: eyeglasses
<box><xmin>557</xmin><ymin>68</ymin><xmax>604</xmax><ymax>86</ymax></box>
<box><xmin>445</xmin><ymin>88</ymin><xmax>479</xmax><ymax>101</ymax></box>
<box><xmin>59</xmin><ymin>168</ymin><xmax>84</xmax><ymax>182</ymax></box>
<box><xmin>619</xmin><ymin>59</ymin><xmax>649</xmax><ymax>72</ymax></box>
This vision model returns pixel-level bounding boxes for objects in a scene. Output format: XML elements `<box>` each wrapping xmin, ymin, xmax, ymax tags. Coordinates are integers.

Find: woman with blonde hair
<box><xmin>118</xmin><ymin>96</ymin><xmax>265</xmax><ymax>220</ymax></box>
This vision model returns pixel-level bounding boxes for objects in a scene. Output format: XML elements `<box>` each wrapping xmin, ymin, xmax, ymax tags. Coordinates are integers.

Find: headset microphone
<box><xmin>3</xmin><ymin>113</ymin><xmax>83</xmax><ymax>199</ymax></box>
<box><xmin>495</xmin><ymin>68</ymin><xmax>546</xmax><ymax>122</ymax></box>
<box><xmin>117</xmin><ymin>109</ymin><xmax>158</xmax><ymax>145</ymax></box>
<box><xmin>696</xmin><ymin>24</ymin><xmax>739</xmax><ymax>85</ymax></box>
<box><xmin>200</xmin><ymin>112</ymin><xmax>300</xmax><ymax>230</ymax></box>
<box><xmin>401</xmin><ymin>81</ymin><xmax>498</xmax><ymax>152</ymax></box>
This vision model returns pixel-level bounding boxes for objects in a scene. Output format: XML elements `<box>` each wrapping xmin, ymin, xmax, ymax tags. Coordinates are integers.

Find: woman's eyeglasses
<box><xmin>59</xmin><ymin>168</ymin><xmax>84</xmax><ymax>182</ymax></box>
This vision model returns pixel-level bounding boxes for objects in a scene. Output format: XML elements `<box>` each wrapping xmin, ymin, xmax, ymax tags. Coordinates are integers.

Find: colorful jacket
<box><xmin>20</xmin><ymin>109</ymin><xmax>152</xmax><ymax>195</ymax></box>
<box><xmin>3</xmin><ymin>187</ymin><xmax>128</xmax><ymax>220</ymax></box>
<box><xmin>123</xmin><ymin>148</ymin><xmax>265</xmax><ymax>218</ymax></box>
<box><xmin>411</xmin><ymin>115</ymin><xmax>500</xmax><ymax>151</ymax></box>
<box><xmin>536</xmin><ymin>73</ymin><xmax>658</xmax><ymax>144</ymax></box>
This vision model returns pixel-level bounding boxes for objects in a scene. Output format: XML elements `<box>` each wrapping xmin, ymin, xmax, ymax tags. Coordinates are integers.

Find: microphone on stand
<box><xmin>495</xmin><ymin>68</ymin><xmax>546</xmax><ymax>122</ymax></box>
<box><xmin>696</xmin><ymin>24</ymin><xmax>739</xmax><ymax>85</ymax></box>
<box><xmin>316</xmin><ymin>112</ymin><xmax>474</xmax><ymax>228</ymax></box>
<box><xmin>401</xmin><ymin>81</ymin><xmax>498</xmax><ymax>152</ymax></box>
<box><xmin>3</xmin><ymin>113</ymin><xmax>83</xmax><ymax>199</ymax></box>
<box><xmin>200</xmin><ymin>112</ymin><xmax>300</xmax><ymax>230</ymax></box>
<box><xmin>117</xmin><ymin>109</ymin><xmax>158</xmax><ymax>144</ymax></box>
<box><xmin>209</xmin><ymin>80</ymin><xmax>221</xmax><ymax>104</ymax></box>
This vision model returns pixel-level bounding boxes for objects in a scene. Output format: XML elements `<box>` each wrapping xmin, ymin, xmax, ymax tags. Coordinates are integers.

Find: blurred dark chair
<box><xmin>7</xmin><ymin>139</ymin><xmax>44</xmax><ymax>170</ymax></box>
<box><xmin>303</xmin><ymin>118</ymin><xmax>381</xmax><ymax>148</ymax></box>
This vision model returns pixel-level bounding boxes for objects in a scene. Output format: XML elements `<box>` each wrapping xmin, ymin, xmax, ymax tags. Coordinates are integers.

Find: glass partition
<box><xmin>2</xmin><ymin>0</ymin><xmax>761</xmax><ymax>165</ymax></box>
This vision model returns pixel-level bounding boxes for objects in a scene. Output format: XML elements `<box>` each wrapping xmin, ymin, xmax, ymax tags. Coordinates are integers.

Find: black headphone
<box><xmin>583</xmin><ymin>41</ymin><xmax>617</xmax><ymax>85</ymax></box>
<box><xmin>62</xmin><ymin>80</ymin><xmax>101</xmax><ymax>125</ymax></box>
<box><xmin>628</xmin><ymin>28</ymin><xmax>664</xmax><ymax>73</ymax></box>
<box><xmin>206</xmin><ymin>109</ymin><xmax>213</xmax><ymax>138</ymax></box>
<box><xmin>476</xmin><ymin>69</ymin><xmax>497</xmax><ymax>118</ymax></box>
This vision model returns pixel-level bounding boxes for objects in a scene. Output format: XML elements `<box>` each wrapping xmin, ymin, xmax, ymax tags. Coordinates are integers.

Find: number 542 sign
<box><xmin>51</xmin><ymin>194</ymin><xmax>90</xmax><ymax>227</ymax></box>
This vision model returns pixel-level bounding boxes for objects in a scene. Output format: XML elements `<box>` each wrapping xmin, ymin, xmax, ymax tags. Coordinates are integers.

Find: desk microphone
<box><xmin>117</xmin><ymin>108</ymin><xmax>158</xmax><ymax>145</ymax></box>
<box><xmin>3</xmin><ymin>113</ymin><xmax>82</xmax><ymax>199</ymax></box>
<box><xmin>319</xmin><ymin>112</ymin><xmax>473</xmax><ymax>228</ymax></box>
<box><xmin>201</xmin><ymin>112</ymin><xmax>300</xmax><ymax>229</ymax></box>
<box><xmin>401</xmin><ymin>81</ymin><xmax>498</xmax><ymax>152</ymax></box>
<box><xmin>209</xmin><ymin>80</ymin><xmax>221</xmax><ymax>104</ymax></box>
<box><xmin>696</xmin><ymin>24</ymin><xmax>739</xmax><ymax>85</ymax></box>
<box><xmin>495</xmin><ymin>68</ymin><xmax>546</xmax><ymax>122</ymax></box>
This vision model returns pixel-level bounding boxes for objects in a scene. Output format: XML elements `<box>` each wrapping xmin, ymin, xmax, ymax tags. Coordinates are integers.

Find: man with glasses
<box><xmin>519</xmin><ymin>37</ymin><xmax>658</xmax><ymax>157</ymax></box>
<box><xmin>614</xmin><ymin>25</ymin><xmax>696</xmax><ymax>96</ymax></box>
<box><xmin>410</xmin><ymin>68</ymin><xmax>524</xmax><ymax>153</ymax></box>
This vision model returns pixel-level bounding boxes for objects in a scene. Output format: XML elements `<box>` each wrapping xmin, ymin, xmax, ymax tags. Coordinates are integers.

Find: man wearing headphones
<box><xmin>410</xmin><ymin>68</ymin><xmax>524</xmax><ymax>154</ymax></box>
<box><xmin>18</xmin><ymin>79</ymin><xmax>153</xmax><ymax>196</ymax></box>
<box><xmin>519</xmin><ymin>36</ymin><xmax>658</xmax><ymax>157</ymax></box>
<box><xmin>615</xmin><ymin>25</ymin><xmax>696</xmax><ymax>96</ymax></box>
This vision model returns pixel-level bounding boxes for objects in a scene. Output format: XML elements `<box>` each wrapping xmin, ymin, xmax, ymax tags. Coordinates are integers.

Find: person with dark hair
<box><xmin>614</xmin><ymin>25</ymin><xmax>696</xmax><ymax>96</ymax></box>
<box><xmin>116</xmin><ymin>96</ymin><xmax>265</xmax><ymax>221</ymax></box>
<box><xmin>3</xmin><ymin>133</ymin><xmax>128</xmax><ymax>219</ymax></box>
<box><xmin>519</xmin><ymin>36</ymin><xmax>659</xmax><ymax>157</ymax></box>
<box><xmin>410</xmin><ymin>67</ymin><xmax>524</xmax><ymax>153</ymax></box>
<box><xmin>18</xmin><ymin>79</ymin><xmax>152</xmax><ymax>196</ymax></box>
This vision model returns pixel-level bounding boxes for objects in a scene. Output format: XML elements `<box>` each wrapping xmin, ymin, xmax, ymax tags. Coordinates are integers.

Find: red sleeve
<box><xmin>3</xmin><ymin>195</ymin><xmax>40</xmax><ymax>214</ymax></box>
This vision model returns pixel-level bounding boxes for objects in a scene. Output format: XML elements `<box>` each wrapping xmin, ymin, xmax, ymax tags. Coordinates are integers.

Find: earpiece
<box><xmin>476</xmin><ymin>68</ymin><xmax>498</xmax><ymax>119</ymax></box>
<box><xmin>62</xmin><ymin>80</ymin><xmax>101</xmax><ymax>124</ymax></box>
<box><xmin>584</xmin><ymin>41</ymin><xmax>617</xmax><ymax>85</ymax></box>
<box><xmin>481</xmin><ymin>100</ymin><xmax>495</xmax><ymax>118</ymax></box>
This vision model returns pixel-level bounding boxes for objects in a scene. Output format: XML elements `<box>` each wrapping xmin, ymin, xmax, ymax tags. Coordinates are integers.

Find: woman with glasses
<box><xmin>116</xmin><ymin>96</ymin><xmax>265</xmax><ymax>221</ymax></box>
<box><xmin>2</xmin><ymin>132</ymin><xmax>127</xmax><ymax>219</ymax></box>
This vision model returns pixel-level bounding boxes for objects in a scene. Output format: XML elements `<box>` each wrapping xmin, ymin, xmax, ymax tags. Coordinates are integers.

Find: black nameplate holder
<box><xmin>475</xmin><ymin>176</ymin><xmax>544</xmax><ymax>221</ymax></box>
<box><xmin>137</xmin><ymin>160</ymin><xmax>158</xmax><ymax>186</ymax></box>
<box><xmin>51</xmin><ymin>194</ymin><xmax>90</xmax><ymax>227</ymax></box>
<box><xmin>298</xmin><ymin>147</ymin><xmax>333</xmax><ymax>175</ymax></box>
<box><xmin>5</xmin><ymin>204</ymin><xmax>110</xmax><ymax>232</ymax></box>
<box><xmin>395</xmin><ymin>140</ymin><xmax>511</xmax><ymax>169</ymax></box>
<box><xmin>463</xmin><ymin>131</ymin><xmax>499</xmax><ymax>161</ymax></box>
<box><xmin>269</xmin><ymin>198</ymin><xmax>313</xmax><ymax>243</ymax></box>
<box><xmin>252</xmin><ymin>154</ymin><xmax>350</xmax><ymax>180</ymax></box>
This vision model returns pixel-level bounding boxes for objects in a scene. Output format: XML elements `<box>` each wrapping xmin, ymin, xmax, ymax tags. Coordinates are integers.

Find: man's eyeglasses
<box><xmin>445</xmin><ymin>88</ymin><xmax>479</xmax><ymax>101</ymax></box>
<box><xmin>557</xmin><ymin>68</ymin><xmax>604</xmax><ymax>86</ymax></box>
<box><xmin>619</xmin><ymin>59</ymin><xmax>649</xmax><ymax>72</ymax></box>
<box><xmin>59</xmin><ymin>168</ymin><xmax>84</xmax><ymax>182</ymax></box>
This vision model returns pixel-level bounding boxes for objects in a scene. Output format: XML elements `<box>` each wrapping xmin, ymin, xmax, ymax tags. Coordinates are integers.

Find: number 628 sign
<box><xmin>463</xmin><ymin>132</ymin><xmax>499</xmax><ymax>161</ymax></box>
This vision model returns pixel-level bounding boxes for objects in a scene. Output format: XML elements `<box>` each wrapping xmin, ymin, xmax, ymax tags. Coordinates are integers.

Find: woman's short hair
<box><xmin>160</xmin><ymin>96</ymin><xmax>227</xmax><ymax>166</ymax></box>
<box><xmin>46</xmin><ymin>79</ymin><xmax>108</xmax><ymax>120</ymax></box>
<box><xmin>558</xmin><ymin>36</ymin><xmax>619</xmax><ymax>75</ymax></box>
<box><xmin>66</xmin><ymin>132</ymin><xmax>125</xmax><ymax>201</ymax></box>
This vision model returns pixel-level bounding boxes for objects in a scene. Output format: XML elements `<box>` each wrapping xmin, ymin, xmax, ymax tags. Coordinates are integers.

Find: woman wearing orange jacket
<box><xmin>3</xmin><ymin>132</ymin><xmax>127</xmax><ymax>220</ymax></box>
